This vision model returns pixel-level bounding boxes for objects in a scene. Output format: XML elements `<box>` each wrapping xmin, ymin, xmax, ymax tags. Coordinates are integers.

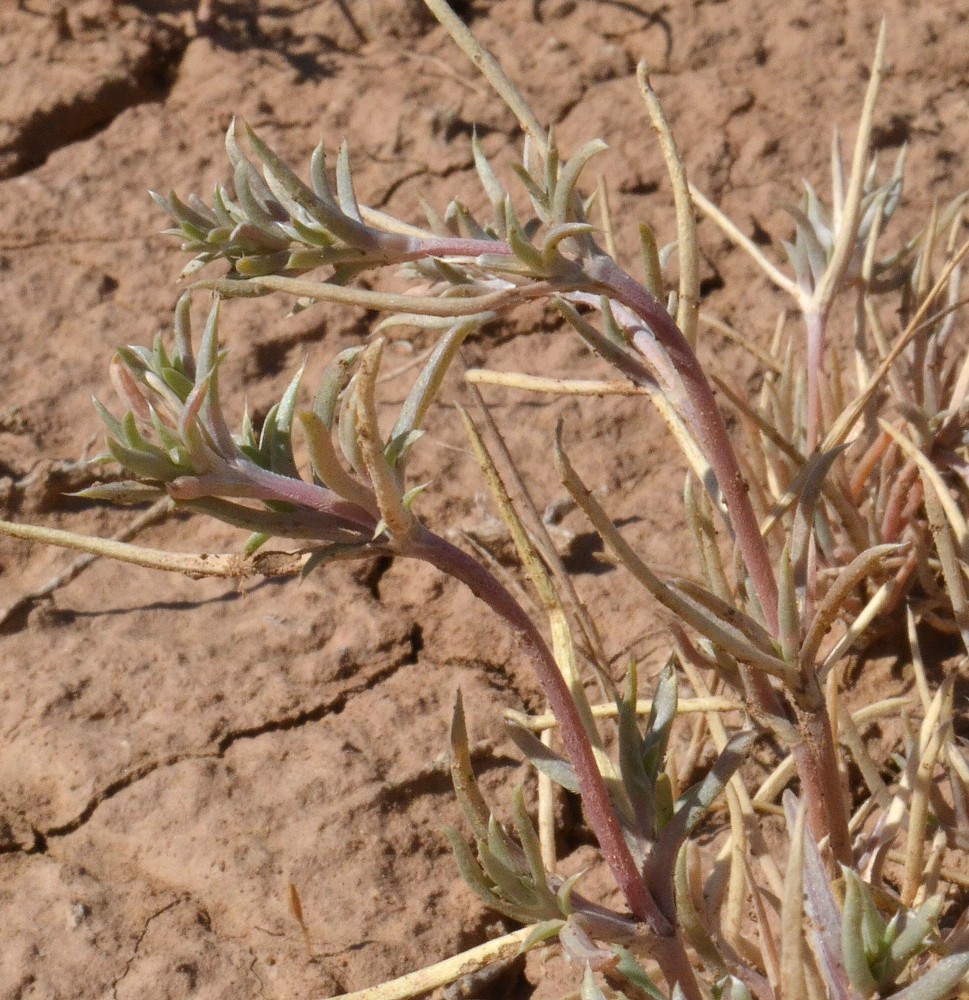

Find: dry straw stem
<box><xmin>538</xmin><ymin>727</ymin><xmax>556</xmax><ymax>869</ymax></box>
<box><xmin>596</xmin><ymin>173</ymin><xmax>620</xmax><ymax>260</ymax></box>
<box><xmin>820</xmin><ymin>236</ymin><xmax>969</xmax><ymax>453</ymax></box>
<box><xmin>417</xmin><ymin>6</ymin><xmax>786</xmax><ymax>660</ymax></box>
<box><xmin>458</xmin><ymin>407</ymin><xmax>621</xmax><ymax>790</ymax></box>
<box><xmin>901</xmin><ymin>675</ymin><xmax>954</xmax><ymax>906</ymax></box>
<box><xmin>194</xmin><ymin>274</ymin><xmax>524</xmax><ymax>318</ymax></box>
<box><xmin>424</xmin><ymin>0</ymin><xmax>547</xmax><ymax>148</ymax></box>
<box><xmin>506</xmin><ymin>695</ymin><xmax>744</xmax><ymax>731</ymax></box>
<box><xmin>817</xmin><ymin>576</ymin><xmax>898</xmax><ymax>675</ymax></box>
<box><xmin>461</xmin><ymin>369</ymin><xmax>613</xmax><ymax>687</ymax></box>
<box><xmin>0</xmin><ymin>519</ymin><xmax>305</xmax><ymax>579</ymax></box>
<box><xmin>329</xmin><ymin>923</ymin><xmax>538</xmax><ymax>1000</ymax></box>
<box><xmin>0</xmin><ymin>497</ymin><xmax>173</xmax><ymax>628</ymax></box>
<box><xmin>882</xmin><ymin>422</ymin><xmax>969</xmax><ymax>549</ymax></box>
<box><xmin>701</xmin><ymin>310</ymin><xmax>785</xmax><ymax>375</ymax></box>
<box><xmin>722</xmin><ymin>784</ymin><xmax>753</xmax><ymax>963</ymax></box>
<box><xmin>555</xmin><ymin>431</ymin><xmax>796</xmax><ymax>687</ymax></box>
<box><xmin>689</xmin><ymin>186</ymin><xmax>801</xmax><ymax>300</ymax></box>
<box><xmin>688</xmin><ymin>19</ymin><xmax>887</xmax><ymax>318</ymax></box>
<box><xmin>464</xmin><ymin>369</ymin><xmax>649</xmax><ymax>397</ymax></box>
<box><xmin>460</xmin><ymin>377</ymin><xmax>609</xmax><ymax>865</ymax></box>
<box><xmin>696</xmin><ymin>21</ymin><xmax>887</xmax><ymax>452</ymax></box>
<box><xmin>886</xmin><ymin>850</ymin><xmax>969</xmax><ymax>892</ymax></box>
<box><xmin>811</xmin><ymin>18</ymin><xmax>886</xmax><ymax>313</ymax></box>
<box><xmin>751</xmin><ymin>696</ymin><xmax>912</xmax><ymax>809</ymax></box>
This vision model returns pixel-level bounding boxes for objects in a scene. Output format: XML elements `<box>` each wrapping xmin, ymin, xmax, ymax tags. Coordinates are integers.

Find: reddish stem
<box><xmin>650</xmin><ymin>932</ymin><xmax>706</xmax><ymax>1000</ymax></box>
<box><xmin>881</xmin><ymin>458</ymin><xmax>920</xmax><ymax>541</ymax></box>
<box><xmin>386</xmin><ymin>232</ymin><xmax>856</xmax><ymax>864</ymax></box>
<box><xmin>407</xmin><ymin>526</ymin><xmax>669</xmax><ymax>931</ymax></box>
<box><xmin>792</xmin><ymin>709</ymin><xmax>853</xmax><ymax>867</ymax></box>
<box><xmin>581</xmin><ymin>257</ymin><xmax>856</xmax><ymax>863</ymax></box>
<box><xmin>585</xmin><ymin>256</ymin><xmax>780</xmax><ymax>638</ymax></box>
<box><xmin>396</xmin><ymin>230</ymin><xmax>787</xmax><ymax>638</ymax></box>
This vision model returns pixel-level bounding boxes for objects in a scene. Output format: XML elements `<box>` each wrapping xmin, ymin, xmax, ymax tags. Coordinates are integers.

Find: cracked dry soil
<box><xmin>1</xmin><ymin>1</ymin><xmax>968</xmax><ymax>998</ymax></box>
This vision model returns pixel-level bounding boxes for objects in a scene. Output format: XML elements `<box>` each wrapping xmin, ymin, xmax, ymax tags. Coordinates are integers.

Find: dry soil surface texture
<box><xmin>1</xmin><ymin>1</ymin><xmax>967</xmax><ymax>999</ymax></box>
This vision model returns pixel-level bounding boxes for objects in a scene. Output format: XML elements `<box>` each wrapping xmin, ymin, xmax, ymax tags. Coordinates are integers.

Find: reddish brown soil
<box><xmin>1</xmin><ymin>2</ymin><xmax>967</xmax><ymax>998</ymax></box>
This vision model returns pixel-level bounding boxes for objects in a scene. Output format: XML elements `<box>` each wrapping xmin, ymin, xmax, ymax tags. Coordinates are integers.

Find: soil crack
<box><xmin>15</xmin><ymin>652</ymin><xmax>417</xmax><ymax>849</ymax></box>
<box><xmin>42</xmin><ymin>750</ymin><xmax>220</xmax><ymax>842</ymax></box>
<box><xmin>109</xmin><ymin>895</ymin><xmax>188</xmax><ymax>1000</ymax></box>
<box><xmin>214</xmin><ymin>659</ymin><xmax>407</xmax><ymax>753</ymax></box>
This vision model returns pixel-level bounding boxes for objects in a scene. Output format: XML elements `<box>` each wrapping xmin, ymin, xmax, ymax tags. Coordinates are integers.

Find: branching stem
<box><xmin>581</xmin><ymin>257</ymin><xmax>855</xmax><ymax>864</ymax></box>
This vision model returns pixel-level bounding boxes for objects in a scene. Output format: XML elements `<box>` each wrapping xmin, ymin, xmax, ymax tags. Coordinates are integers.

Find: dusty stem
<box><xmin>330</xmin><ymin>923</ymin><xmax>538</xmax><ymax>1000</ymax></box>
<box><xmin>791</xmin><ymin>711</ymin><xmax>853</xmax><ymax>867</ymax></box>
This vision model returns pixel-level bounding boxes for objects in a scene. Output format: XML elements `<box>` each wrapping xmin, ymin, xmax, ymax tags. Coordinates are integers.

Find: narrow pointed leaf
<box><xmin>444</xmin><ymin>828</ymin><xmax>505</xmax><ymax>913</ymax></box>
<box><xmin>641</xmin><ymin>659</ymin><xmax>678</xmax><ymax>781</ymax></box>
<box><xmin>800</xmin><ymin>543</ymin><xmax>902</xmax><ymax>670</ymax></box>
<box><xmin>612</xmin><ymin>947</ymin><xmax>668</xmax><ymax>1000</ymax></box>
<box><xmin>313</xmin><ymin>346</ymin><xmax>363</xmax><ymax>429</ymax></box>
<box><xmin>298</xmin><ymin>411</ymin><xmax>375</xmax><ymax>510</ymax></box>
<box><xmin>107</xmin><ymin>438</ymin><xmax>180</xmax><ymax>483</ymax></box>
<box><xmin>505</xmin><ymin>721</ymin><xmax>581</xmax><ymax>793</ymax></box>
<box><xmin>355</xmin><ymin>340</ymin><xmax>413</xmax><ymax>539</ymax></box>
<box><xmin>884</xmin><ymin>954</ymin><xmax>969</xmax><ymax>1000</ymax></box>
<box><xmin>616</xmin><ymin>660</ymin><xmax>656</xmax><ymax>836</ymax></box>
<box><xmin>390</xmin><ymin>318</ymin><xmax>480</xmax><ymax>445</ymax></box>
<box><xmin>657</xmin><ymin>728</ymin><xmax>756</xmax><ymax>861</ymax></box>
<box><xmin>886</xmin><ymin>896</ymin><xmax>943</xmax><ymax>977</ymax></box>
<box><xmin>521</xmin><ymin>919</ymin><xmax>565</xmax><ymax>951</ymax></box>
<box><xmin>338</xmin><ymin>380</ymin><xmax>366</xmax><ymax>478</ymax></box>
<box><xmin>542</xmin><ymin>222</ymin><xmax>595</xmax><ymax>263</ymax></box>
<box><xmin>639</xmin><ymin>222</ymin><xmax>665</xmax><ymax>298</ymax></box>
<box><xmin>449</xmin><ymin>692</ymin><xmax>491</xmax><ymax>841</ymax></box>
<box><xmin>267</xmin><ymin>365</ymin><xmax>304</xmax><ymax>478</ymax></box>
<box><xmin>581</xmin><ymin>965</ymin><xmax>609</xmax><ymax>1000</ymax></box>
<box><xmin>73</xmin><ymin>481</ymin><xmax>166</xmax><ymax>504</ymax></box>
<box><xmin>472</xmin><ymin>129</ymin><xmax>505</xmax><ymax>208</ymax></box>
<box><xmin>550</xmin><ymin>139</ymin><xmax>608</xmax><ymax>224</ymax></box>
<box><xmin>335</xmin><ymin>141</ymin><xmax>363</xmax><ymax>222</ymax></box>
<box><xmin>783</xmin><ymin>791</ymin><xmax>850</xmax><ymax>996</ymax></box>
<box><xmin>479</xmin><ymin>837</ymin><xmax>530</xmax><ymax>906</ymax></box>
<box><xmin>511</xmin><ymin>787</ymin><xmax>551</xmax><ymax>895</ymax></box>
<box><xmin>777</xmin><ymin>539</ymin><xmax>801</xmax><ymax>664</ymax></box>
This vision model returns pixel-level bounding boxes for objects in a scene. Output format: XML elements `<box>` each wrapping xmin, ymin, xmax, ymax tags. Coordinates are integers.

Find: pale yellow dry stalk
<box><xmin>328</xmin><ymin>924</ymin><xmax>538</xmax><ymax>1000</ymax></box>
<box><xmin>0</xmin><ymin>519</ymin><xmax>305</xmax><ymax>579</ymax></box>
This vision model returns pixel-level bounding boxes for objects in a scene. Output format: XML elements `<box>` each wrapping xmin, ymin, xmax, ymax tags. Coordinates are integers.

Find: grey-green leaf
<box><xmin>504</xmin><ymin>721</ymin><xmax>581</xmax><ymax>793</ymax></box>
